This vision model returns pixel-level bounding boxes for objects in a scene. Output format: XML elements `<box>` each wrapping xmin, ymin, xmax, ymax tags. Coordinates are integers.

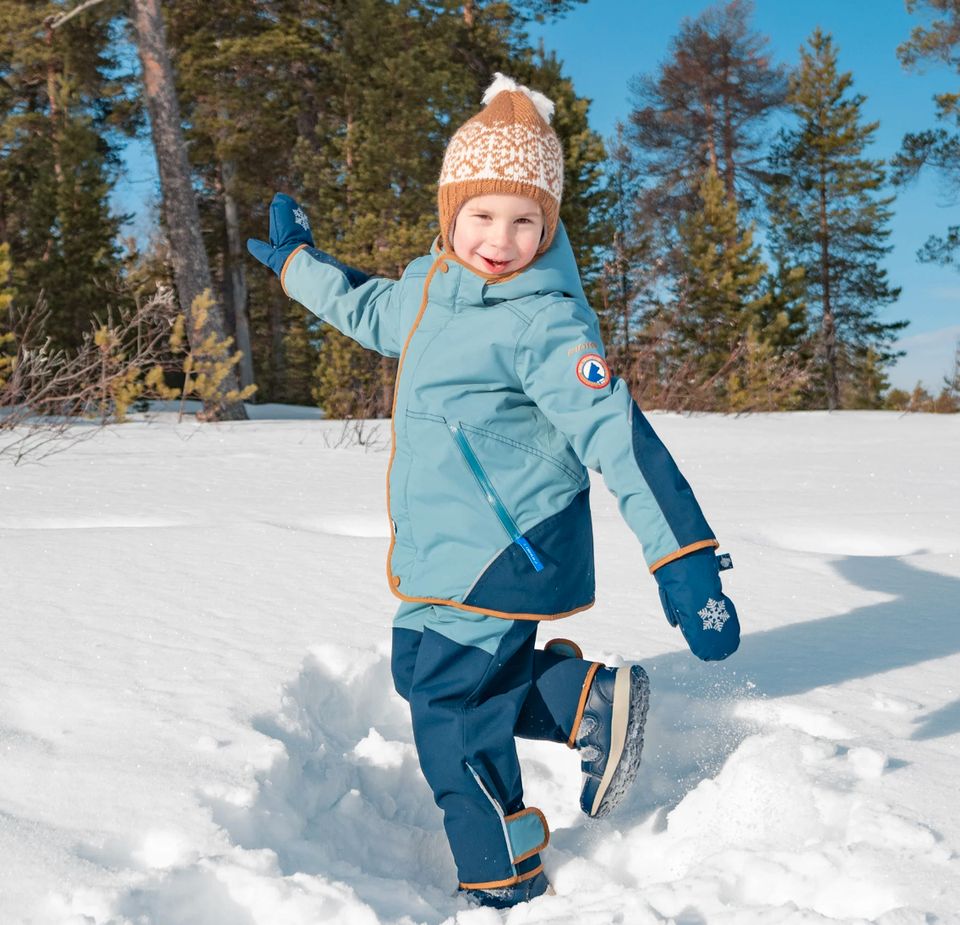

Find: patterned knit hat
<box><xmin>438</xmin><ymin>74</ymin><xmax>564</xmax><ymax>255</ymax></box>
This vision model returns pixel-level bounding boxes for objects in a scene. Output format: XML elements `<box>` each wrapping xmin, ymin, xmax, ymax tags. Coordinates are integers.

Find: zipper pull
<box><xmin>515</xmin><ymin>537</ymin><xmax>544</xmax><ymax>572</ymax></box>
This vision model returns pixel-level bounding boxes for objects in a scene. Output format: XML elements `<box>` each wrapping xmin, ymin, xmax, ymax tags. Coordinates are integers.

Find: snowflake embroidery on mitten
<box><xmin>698</xmin><ymin>598</ymin><xmax>730</xmax><ymax>632</ymax></box>
<box><xmin>293</xmin><ymin>207</ymin><xmax>310</xmax><ymax>231</ymax></box>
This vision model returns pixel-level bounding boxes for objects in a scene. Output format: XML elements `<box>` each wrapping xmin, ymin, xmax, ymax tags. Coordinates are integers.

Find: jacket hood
<box><xmin>432</xmin><ymin>220</ymin><xmax>586</xmax><ymax>305</ymax></box>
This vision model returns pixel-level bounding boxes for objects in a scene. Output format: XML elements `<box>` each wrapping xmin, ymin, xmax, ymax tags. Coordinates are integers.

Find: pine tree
<box><xmin>0</xmin><ymin>0</ymin><xmax>135</xmax><ymax>352</ymax></box>
<box><xmin>130</xmin><ymin>0</ymin><xmax>247</xmax><ymax>421</ymax></box>
<box><xmin>164</xmin><ymin>0</ymin><xmax>321</xmax><ymax>399</ymax></box>
<box><xmin>158</xmin><ymin>0</ymin><xmax>604</xmax><ymax>413</ymax></box>
<box><xmin>626</xmin><ymin>0</ymin><xmax>786</xmax><ymax>230</ymax></box>
<box><xmin>768</xmin><ymin>29</ymin><xmax>905</xmax><ymax>410</ymax></box>
<box><xmin>293</xmin><ymin>0</ymin><xmax>606</xmax><ymax>417</ymax></box>
<box><xmin>670</xmin><ymin>166</ymin><xmax>770</xmax><ymax>406</ymax></box>
<box><xmin>295</xmin><ymin>0</ymin><xmax>469</xmax><ymax>417</ymax></box>
<box><xmin>894</xmin><ymin>0</ymin><xmax>960</xmax><ymax>268</ymax></box>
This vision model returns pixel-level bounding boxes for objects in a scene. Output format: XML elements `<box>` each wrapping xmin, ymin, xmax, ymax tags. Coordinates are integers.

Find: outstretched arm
<box><xmin>248</xmin><ymin>193</ymin><xmax>403</xmax><ymax>358</ymax></box>
<box><xmin>515</xmin><ymin>300</ymin><xmax>740</xmax><ymax>661</ymax></box>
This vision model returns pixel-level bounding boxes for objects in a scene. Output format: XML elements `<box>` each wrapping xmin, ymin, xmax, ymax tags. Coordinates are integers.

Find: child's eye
<box><xmin>516</xmin><ymin>217</ymin><xmax>532</xmax><ymax>224</ymax></box>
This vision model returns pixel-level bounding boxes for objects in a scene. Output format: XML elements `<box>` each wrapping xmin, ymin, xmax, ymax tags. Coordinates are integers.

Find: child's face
<box><xmin>451</xmin><ymin>194</ymin><xmax>544</xmax><ymax>276</ymax></box>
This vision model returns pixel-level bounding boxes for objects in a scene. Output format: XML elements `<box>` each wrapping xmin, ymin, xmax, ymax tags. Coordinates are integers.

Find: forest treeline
<box><xmin>1</xmin><ymin>0</ymin><xmax>959</xmax><ymax>423</ymax></box>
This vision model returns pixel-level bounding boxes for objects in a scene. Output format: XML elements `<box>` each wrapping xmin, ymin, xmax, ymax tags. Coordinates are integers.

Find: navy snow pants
<box><xmin>391</xmin><ymin>601</ymin><xmax>598</xmax><ymax>890</ymax></box>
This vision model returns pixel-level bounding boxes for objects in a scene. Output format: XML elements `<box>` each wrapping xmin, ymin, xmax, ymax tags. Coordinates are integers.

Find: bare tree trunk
<box><xmin>131</xmin><ymin>0</ymin><xmax>246</xmax><ymax>421</ymax></box>
<box><xmin>43</xmin><ymin>19</ymin><xmax>64</xmax><ymax>186</ymax></box>
<box><xmin>220</xmin><ymin>158</ymin><xmax>255</xmax><ymax>391</ymax></box>
<box><xmin>818</xmin><ymin>170</ymin><xmax>838</xmax><ymax>410</ymax></box>
<box><xmin>269</xmin><ymin>298</ymin><xmax>286</xmax><ymax>399</ymax></box>
<box><xmin>704</xmin><ymin>101</ymin><xmax>718</xmax><ymax>173</ymax></box>
<box><xmin>721</xmin><ymin>93</ymin><xmax>736</xmax><ymax>202</ymax></box>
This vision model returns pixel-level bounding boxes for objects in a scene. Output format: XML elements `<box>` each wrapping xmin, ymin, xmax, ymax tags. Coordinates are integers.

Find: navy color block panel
<box><xmin>391</xmin><ymin>627</ymin><xmax>421</xmax><ymax>701</ymax></box>
<box><xmin>514</xmin><ymin>647</ymin><xmax>594</xmax><ymax>743</ymax></box>
<box><xmin>408</xmin><ymin>622</ymin><xmax>541</xmax><ymax>885</ymax></box>
<box><xmin>464</xmin><ymin>488</ymin><xmax>595</xmax><ymax>615</ymax></box>
<box><xmin>630</xmin><ymin>402</ymin><xmax>714</xmax><ymax>550</ymax></box>
<box><xmin>409</xmin><ymin>629</ymin><xmax>515</xmax><ymax>884</ymax></box>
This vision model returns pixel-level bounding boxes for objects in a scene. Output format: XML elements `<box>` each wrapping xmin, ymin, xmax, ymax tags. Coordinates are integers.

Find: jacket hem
<box><xmin>387</xmin><ymin>581</ymin><xmax>594</xmax><ymax>622</ymax></box>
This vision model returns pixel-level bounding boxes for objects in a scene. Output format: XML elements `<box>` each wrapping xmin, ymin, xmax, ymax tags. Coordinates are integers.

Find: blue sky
<box><xmin>113</xmin><ymin>1</ymin><xmax>959</xmax><ymax>391</ymax></box>
<box><xmin>526</xmin><ymin>0</ymin><xmax>960</xmax><ymax>390</ymax></box>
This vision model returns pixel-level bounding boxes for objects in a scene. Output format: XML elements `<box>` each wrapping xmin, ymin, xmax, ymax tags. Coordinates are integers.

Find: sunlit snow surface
<box><xmin>2</xmin><ymin>409</ymin><xmax>959</xmax><ymax>925</ymax></box>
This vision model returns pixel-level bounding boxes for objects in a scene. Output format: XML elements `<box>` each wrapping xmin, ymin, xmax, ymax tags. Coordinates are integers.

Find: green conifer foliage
<box><xmin>293</xmin><ymin>1</ymin><xmax>605</xmax><ymax>418</ymax></box>
<box><xmin>164</xmin><ymin>0</ymin><xmax>317</xmax><ymax>399</ymax></box>
<box><xmin>894</xmin><ymin>0</ymin><xmax>960</xmax><ymax>268</ymax></box>
<box><xmin>162</xmin><ymin>0</ymin><xmax>604</xmax><ymax>413</ymax></box>
<box><xmin>295</xmin><ymin>0</ymin><xmax>466</xmax><ymax>417</ymax></box>
<box><xmin>671</xmin><ymin>166</ymin><xmax>770</xmax><ymax>405</ymax></box>
<box><xmin>768</xmin><ymin>29</ymin><xmax>906</xmax><ymax>410</ymax></box>
<box><xmin>0</xmin><ymin>1</ymin><xmax>137</xmax><ymax>351</ymax></box>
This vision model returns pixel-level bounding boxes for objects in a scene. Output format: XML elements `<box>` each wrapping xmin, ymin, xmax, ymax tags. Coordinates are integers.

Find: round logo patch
<box><xmin>576</xmin><ymin>353</ymin><xmax>610</xmax><ymax>389</ymax></box>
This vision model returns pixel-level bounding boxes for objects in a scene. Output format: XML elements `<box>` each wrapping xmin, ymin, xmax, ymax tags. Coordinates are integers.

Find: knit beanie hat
<box><xmin>438</xmin><ymin>74</ymin><xmax>564</xmax><ymax>255</ymax></box>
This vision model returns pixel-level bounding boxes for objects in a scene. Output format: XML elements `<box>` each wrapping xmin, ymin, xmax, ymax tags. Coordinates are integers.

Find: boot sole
<box><xmin>589</xmin><ymin>665</ymin><xmax>650</xmax><ymax>818</ymax></box>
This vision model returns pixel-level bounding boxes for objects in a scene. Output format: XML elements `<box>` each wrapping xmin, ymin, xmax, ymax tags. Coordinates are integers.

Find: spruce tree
<box><xmin>670</xmin><ymin>166</ymin><xmax>770</xmax><ymax>406</ymax></box>
<box><xmin>768</xmin><ymin>29</ymin><xmax>905</xmax><ymax>410</ymax></box>
<box><xmin>291</xmin><ymin>0</ymin><xmax>606</xmax><ymax>417</ymax></box>
<box><xmin>165</xmin><ymin>0</ymin><xmax>330</xmax><ymax>399</ymax></box>
<box><xmin>894</xmin><ymin>0</ymin><xmax>960</xmax><ymax>269</ymax></box>
<box><xmin>295</xmin><ymin>0</ymin><xmax>467</xmax><ymax>417</ymax></box>
<box><xmin>0</xmin><ymin>0</ymin><xmax>135</xmax><ymax>351</ymax></box>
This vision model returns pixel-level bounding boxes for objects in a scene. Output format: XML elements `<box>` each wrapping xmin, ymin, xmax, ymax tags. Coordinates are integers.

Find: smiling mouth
<box><xmin>480</xmin><ymin>255</ymin><xmax>511</xmax><ymax>272</ymax></box>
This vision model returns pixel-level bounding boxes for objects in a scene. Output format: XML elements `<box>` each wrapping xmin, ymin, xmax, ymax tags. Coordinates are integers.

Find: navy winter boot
<box><xmin>460</xmin><ymin>871</ymin><xmax>553</xmax><ymax>909</ymax></box>
<box><xmin>576</xmin><ymin>664</ymin><xmax>650</xmax><ymax>818</ymax></box>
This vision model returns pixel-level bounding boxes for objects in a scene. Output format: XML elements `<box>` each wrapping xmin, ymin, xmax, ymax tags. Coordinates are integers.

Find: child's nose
<box><xmin>490</xmin><ymin>222</ymin><xmax>514</xmax><ymax>249</ymax></box>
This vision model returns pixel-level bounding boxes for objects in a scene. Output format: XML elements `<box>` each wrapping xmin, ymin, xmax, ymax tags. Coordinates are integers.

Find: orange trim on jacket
<box><xmin>384</xmin><ymin>255</ymin><xmax>448</xmax><ymax>596</ymax></box>
<box><xmin>459</xmin><ymin>863</ymin><xmax>544</xmax><ymax>892</ymax></box>
<box><xmin>649</xmin><ymin>539</ymin><xmax>719</xmax><ymax>574</ymax></box>
<box><xmin>279</xmin><ymin>243</ymin><xmax>308</xmax><ymax>296</ymax></box>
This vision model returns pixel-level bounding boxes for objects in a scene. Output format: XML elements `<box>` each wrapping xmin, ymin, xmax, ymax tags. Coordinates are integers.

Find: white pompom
<box><xmin>482</xmin><ymin>72</ymin><xmax>556</xmax><ymax>124</ymax></box>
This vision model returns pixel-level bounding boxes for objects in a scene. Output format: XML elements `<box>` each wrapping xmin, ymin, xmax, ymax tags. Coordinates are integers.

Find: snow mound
<box><xmin>86</xmin><ymin>645</ymin><xmax>457</xmax><ymax>925</ymax></box>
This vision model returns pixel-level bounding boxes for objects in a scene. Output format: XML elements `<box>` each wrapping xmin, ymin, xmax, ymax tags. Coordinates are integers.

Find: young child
<box><xmin>248</xmin><ymin>74</ymin><xmax>740</xmax><ymax>910</ymax></box>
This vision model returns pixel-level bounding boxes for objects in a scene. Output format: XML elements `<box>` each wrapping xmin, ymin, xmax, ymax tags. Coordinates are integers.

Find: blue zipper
<box><xmin>449</xmin><ymin>423</ymin><xmax>544</xmax><ymax>573</ymax></box>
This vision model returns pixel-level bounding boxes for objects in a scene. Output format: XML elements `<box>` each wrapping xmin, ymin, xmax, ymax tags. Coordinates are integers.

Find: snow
<box><xmin>2</xmin><ymin>410</ymin><xmax>959</xmax><ymax>924</ymax></box>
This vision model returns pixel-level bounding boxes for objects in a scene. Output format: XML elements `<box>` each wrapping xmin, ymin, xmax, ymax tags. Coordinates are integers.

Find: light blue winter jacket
<box><xmin>281</xmin><ymin>223</ymin><xmax>718</xmax><ymax>620</ymax></box>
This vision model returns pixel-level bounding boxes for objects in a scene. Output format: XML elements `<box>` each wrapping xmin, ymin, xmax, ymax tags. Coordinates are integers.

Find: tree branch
<box><xmin>45</xmin><ymin>0</ymin><xmax>111</xmax><ymax>32</ymax></box>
